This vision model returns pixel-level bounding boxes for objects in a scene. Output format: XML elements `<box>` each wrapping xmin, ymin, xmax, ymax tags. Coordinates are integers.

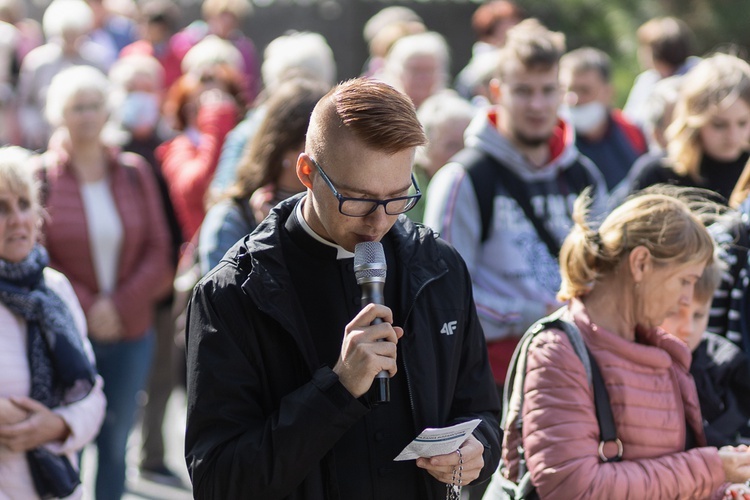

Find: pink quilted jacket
<box><xmin>501</xmin><ymin>299</ymin><xmax>728</xmax><ymax>499</ymax></box>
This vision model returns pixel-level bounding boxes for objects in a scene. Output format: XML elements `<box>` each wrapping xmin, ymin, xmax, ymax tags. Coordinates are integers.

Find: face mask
<box><xmin>119</xmin><ymin>91</ymin><xmax>160</xmax><ymax>131</ymax></box>
<box><xmin>568</xmin><ymin>101</ymin><xmax>608</xmax><ymax>135</ymax></box>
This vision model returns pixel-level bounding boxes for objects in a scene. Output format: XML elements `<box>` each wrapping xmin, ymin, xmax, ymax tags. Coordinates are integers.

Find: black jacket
<box><xmin>692</xmin><ymin>332</ymin><xmax>750</xmax><ymax>447</ymax></box>
<box><xmin>184</xmin><ymin>195</ymin><xmax>501</xmax><ymax>499</ymax></box>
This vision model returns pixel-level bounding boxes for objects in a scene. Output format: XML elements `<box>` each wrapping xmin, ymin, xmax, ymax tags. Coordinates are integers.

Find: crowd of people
<box><xmin>1</xmin><ymin>0</ymin><xmax>750</xmax><ymax>498</ymax></box>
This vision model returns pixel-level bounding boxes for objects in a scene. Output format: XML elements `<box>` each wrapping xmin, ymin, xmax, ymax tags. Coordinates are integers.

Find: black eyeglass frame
<box><xmin>309</xmin><ymin>156</ymin><xmax>422</xmax><ymax>217</ymax></box>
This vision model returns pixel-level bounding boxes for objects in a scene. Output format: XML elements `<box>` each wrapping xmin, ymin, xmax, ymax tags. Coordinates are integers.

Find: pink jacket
<box><xmin>158</xmin><ymin>102</ymin><xmax>237</xmax><ymax>243</ymax></box>
<box><xmin>502</xmin><ymin>299</ymin><xmax>728</xmax><ymax>499</ymax></box>
<box><xmin>41</xmin><ymin>147</ymin><xmax>172</xmax><ymax>340</ymax></box>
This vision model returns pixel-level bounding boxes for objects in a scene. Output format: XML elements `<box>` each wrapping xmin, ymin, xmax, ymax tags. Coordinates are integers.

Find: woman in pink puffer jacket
<box><xmin>489</xmin><ymin>188</ymin><xmax>750</xmax><ymax>500</ymax></box>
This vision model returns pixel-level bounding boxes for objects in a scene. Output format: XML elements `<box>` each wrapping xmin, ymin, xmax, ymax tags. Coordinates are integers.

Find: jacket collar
<box><xmin>44</xmin><ymin>144</ymin><xmax>125</xmax><ymax>179</ymax></box>
<box><xmin>238</xmin><ymin>193</ymin><xmax>448</xmax><ymax>366</ymax></box>
<box><xmin>569</xmin><ymin>298</ymin><xmax>693</xmax><ymax>370</ymax></box>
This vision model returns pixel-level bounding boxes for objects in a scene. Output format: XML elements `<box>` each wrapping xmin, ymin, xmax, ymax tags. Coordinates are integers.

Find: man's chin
<box><xmin>514</xmin><ymin>131</ymin><xmax>552</xmax><ymax>148</ymax></box>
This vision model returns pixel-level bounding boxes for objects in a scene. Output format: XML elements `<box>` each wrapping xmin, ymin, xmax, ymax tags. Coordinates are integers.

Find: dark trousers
<box><xmin>140</xmin><ymin>299</ymin><xmax>179</xmax><ymax>469</ymax></box>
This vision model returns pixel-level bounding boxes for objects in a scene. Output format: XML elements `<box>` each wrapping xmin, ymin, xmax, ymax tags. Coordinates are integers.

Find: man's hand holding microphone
<box><xmin>332</xmin><ymin>303</ymin><xmax>403</xmax><ymax>398</ymax></box>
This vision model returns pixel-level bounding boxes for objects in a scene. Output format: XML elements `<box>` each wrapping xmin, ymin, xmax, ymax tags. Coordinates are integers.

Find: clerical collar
<box><xmin>294</xmin><ymin>197</ymin><xmax>355</xmax><ymax>260</ymax></box>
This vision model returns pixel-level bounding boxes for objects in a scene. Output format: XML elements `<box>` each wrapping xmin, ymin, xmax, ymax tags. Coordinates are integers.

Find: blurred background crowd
<box><xmin>1</xmin><ymin>0</ymin><xmax>750</xmax><ymax>498</ymax></box>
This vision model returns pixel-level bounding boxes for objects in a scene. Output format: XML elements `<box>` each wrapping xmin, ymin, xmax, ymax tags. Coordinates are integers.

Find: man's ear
<box><xmin>629</xmin><ymin>245</ymin><xmax>652</xmax><ymax>283</ymax></box>
<box><xmin>297</xmin><ymin>153</ymin><xmax>313</xmax><ymax>189</ymax></box>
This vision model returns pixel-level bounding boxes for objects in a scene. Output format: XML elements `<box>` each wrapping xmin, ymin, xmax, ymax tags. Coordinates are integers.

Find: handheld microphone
<box><xmin>354</xmin><ymin>241</ymin><xmax>389</xmax><ymax>404</ymax></box>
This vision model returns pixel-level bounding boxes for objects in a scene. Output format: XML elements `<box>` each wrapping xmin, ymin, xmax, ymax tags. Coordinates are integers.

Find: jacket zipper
<box><xmin>402</xmin><ymin>269</ymin><xmax>449</xmax><ymax>416</ymax></box>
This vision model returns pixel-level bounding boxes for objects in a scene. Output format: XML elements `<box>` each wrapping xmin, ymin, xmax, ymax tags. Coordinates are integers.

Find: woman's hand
<box><xmin>0</xmin><ymin>397</ymin><xmax>70</xmax><ymax>452</ymax></box>
<box><xmin>87</xmin><ymin>297</ymin><xmax>123</xmax><ymax>342</ymax></box>
<box><xmin>719</xmin><ymin>445</ymin><xmax>750</xmax><ymax>483</ymax></box>
<box><xmin>724</xmin><ymin>483</ymin><xmax>750</xmax><ymax>499</ymax></box>
<box><xmin>0</xmin><ymin>397</ymin><xmax>28</xmax><ymax>426</ymax></box>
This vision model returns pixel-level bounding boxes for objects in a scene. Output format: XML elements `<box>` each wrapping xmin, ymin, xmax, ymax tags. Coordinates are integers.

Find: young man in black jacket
<box><xmin>184</xmin><ymin>77</ymin><xmax>501</xmax><ymax>499</ymax></box>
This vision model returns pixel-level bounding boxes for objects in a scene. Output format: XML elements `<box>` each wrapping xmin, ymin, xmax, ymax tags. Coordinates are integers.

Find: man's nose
<box><xmin>365</xmin><ymin>204</ymin><xmax>390</xmax><ymax>224</ymax></box>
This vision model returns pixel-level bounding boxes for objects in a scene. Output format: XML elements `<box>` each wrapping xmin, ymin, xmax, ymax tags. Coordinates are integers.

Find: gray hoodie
<box><xmin>424</xmin><ymin>107</ymin><xmax>607</xmax><ymax>341</ymax></box>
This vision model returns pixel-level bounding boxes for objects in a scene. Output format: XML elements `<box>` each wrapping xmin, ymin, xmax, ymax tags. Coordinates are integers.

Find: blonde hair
<box><xmin>558</xmin><ymin>187</ymin><xmax>715</xmax><ymax>301</ymax></box>
<box><xmin>667</xmin><ymin>53</ymin><xmax>750</xmax><ymax>181</ymax></box>
<box><xmin>729</xmin><ymin>156</ymin><xmax>750</xmax><ymax>208</ymax></box>
<box><xmin>201</xmin><ymin>0</ymin><xmax>251</xmax><ymax>19</ymax></box>
<box><xmin>0</xmin><ymin>146</ymin><xmax>40</xmax><ymax>210</ymax></box>
<box><xmin>694</xmin><ymin>252</ymin><xmax>725</xmax><ymax>303</ymax></box>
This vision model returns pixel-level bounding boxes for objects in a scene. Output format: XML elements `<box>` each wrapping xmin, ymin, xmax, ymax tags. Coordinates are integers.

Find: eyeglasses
<box><xmin>69</xmin><ymin>101</ymin><xmax>106</xmax><ymax>114</ymax></box>
<box><xmin>309</xmin><ymin>156</ymin><xmax>421</xmax><ymax>217</ymax></box>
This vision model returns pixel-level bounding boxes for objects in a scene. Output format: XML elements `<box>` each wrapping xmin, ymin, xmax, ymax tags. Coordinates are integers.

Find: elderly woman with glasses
<box><xmin>38</xmin><ymin>65</ymin><xmax>171</xmax><ymax>500</ymax></box>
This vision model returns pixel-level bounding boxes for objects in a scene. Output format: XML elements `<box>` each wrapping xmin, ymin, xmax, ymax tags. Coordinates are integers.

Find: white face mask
<box><xmin>568</xmin><ymin>101</ymin><xmax>608</xmax><ymax>135</ymax></box>
<box><xmin>119</xmin><ymin>91</ymin><xmax>161</xmax><ymax>131</ymax></box>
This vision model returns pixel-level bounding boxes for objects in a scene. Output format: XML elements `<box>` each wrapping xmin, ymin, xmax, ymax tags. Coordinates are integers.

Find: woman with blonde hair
<box><xmin>0</xmin><ymin>146</ymin><xmax>105</xmax><ymax>499</ymax></box>
<box><xmin>630</xmin><ymin>53</ymin><xmax>750</xmax><ymax>203</ymax></box>
<box><xmin>487</xmin><ymin>187</ymin><xmax>750</xmax><ymax>499</ymax></box>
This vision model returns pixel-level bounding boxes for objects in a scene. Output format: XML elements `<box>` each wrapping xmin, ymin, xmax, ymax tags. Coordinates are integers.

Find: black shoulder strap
<box><xmin>455</xmin><ymin>147</ymin><xmax>562</xmax><ymax>257</ymax></box>
<box><xmin>586</xmin><ymin>345</ymin><xmax>619</xmax><ymax>454</ymax></box>
<box><xmin>562</xmin><ymin>157</ymin><xmax>596</xmax><ymax>195</ymax></box>
<box><xmin>504</xmin><ymin>313</ymin><xmax>620</xmax><ymax>464</ymax></box>
<box><xmin>451</xmin><ymin>148</ymin><xmax>496</xmax><ymax>244</ymax></box>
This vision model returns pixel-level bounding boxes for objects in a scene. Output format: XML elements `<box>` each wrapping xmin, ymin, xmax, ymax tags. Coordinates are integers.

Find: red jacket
<box><xmin>158</xmin><ymin>102</ymin><xmax>237</xmax><ymax>243</ymax></box>
<box><xmin>502</xmin><ymin>299</ymin><xmax>728</xmax><ymax>499</ymax></box>
<box><xmin>41</xmin><ymin>147</ymin><xmax>172</xmax><ymax>340</ymax></box>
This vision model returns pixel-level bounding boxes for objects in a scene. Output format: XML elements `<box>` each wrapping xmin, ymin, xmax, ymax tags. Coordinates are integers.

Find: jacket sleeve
<box><xmin>184</xmin><ymin>277</ymin><xmax>369</xmax><ymax>498</ymax></box>
<box><xmin>729</xmin><ymin>349</ymin><xmax>750</xmax><ymax>427</ymax></box>
<box><xmin>198</xmin><ymin>201</ymin><xmax>254</xmax><ymax>276</ymax></box>
<box><xmin>424</xmin><ymin>163</ymin><xmax>547</xmax><ymax>338</ymax></box>
<box><xmin>111</xmin><ymin>158</ymin><xmax>172</xmax><ymax>339</ymax></box>
<box><xmin>522</xmin><ymin>330</ymin><xmax>727</xmax><ymax>500</ymax></box>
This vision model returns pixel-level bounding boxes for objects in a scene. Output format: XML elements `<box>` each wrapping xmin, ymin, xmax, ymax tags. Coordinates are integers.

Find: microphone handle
<box><xmin>361</xmin><ymin>286</ymin><xmax>390</xmax><ymax>404</ymax></box>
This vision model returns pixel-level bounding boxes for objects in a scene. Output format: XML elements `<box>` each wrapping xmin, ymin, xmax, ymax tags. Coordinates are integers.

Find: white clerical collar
<box><xmin>295</xmin><ymin>197</ymin><xmax>355</xmax><ymax>260</ymax></box>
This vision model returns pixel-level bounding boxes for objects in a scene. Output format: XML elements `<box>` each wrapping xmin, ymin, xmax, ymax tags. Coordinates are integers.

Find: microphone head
<box><xmin>354</xmin><ymin>241</ymin><xmax>386</xmax><ymax>285</ymax></box>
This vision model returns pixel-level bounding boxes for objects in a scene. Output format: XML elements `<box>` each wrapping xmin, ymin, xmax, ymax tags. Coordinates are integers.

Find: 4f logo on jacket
<box><xmin>440</xmin><ymin>321</ymin><xmax>458</xmax><ymax>335</ymax></box>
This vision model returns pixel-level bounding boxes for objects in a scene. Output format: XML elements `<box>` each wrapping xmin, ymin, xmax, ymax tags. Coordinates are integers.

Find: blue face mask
<box><xmin>119</xmin><ymin>91</ymin><xmax>160</xmax><ymax>130</ymax></box>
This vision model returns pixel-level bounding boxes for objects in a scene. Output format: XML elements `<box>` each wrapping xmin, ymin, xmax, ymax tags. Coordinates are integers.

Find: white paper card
<box><xmin>393</xmin><ymin>419</ymin><xmax>481</xmax><ymax>461</ymax></box>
